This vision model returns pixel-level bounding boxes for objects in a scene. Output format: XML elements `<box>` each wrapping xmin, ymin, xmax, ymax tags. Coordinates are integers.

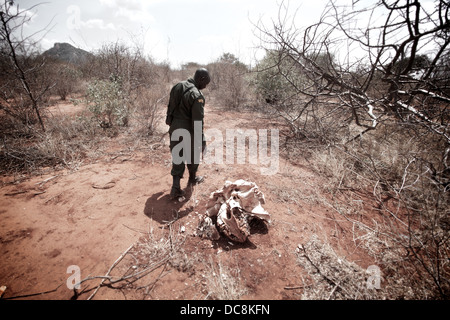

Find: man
<box><xmin>166</xmin><ymin>68</ymin><xmax>211</xmax><ymax>199</ymax></box>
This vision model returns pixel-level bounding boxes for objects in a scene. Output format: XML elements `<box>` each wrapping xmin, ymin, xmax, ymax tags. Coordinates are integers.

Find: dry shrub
<box><xmin>132</xmin><ymin>225</ymin><xmax>194</xmax><ymax>275</ymax></box>
<box><xmin>304</xmin><ymin>121</ymin><xmax>450</xmax><ymax>299</ymax></box>
<box><xmin>130</xmin><ymin>84</ymin><xmax>166</xmax><ymax>136</ymax></box>
<box><xmin>203</xmin><ymin>256</ymin><xmax>247</xmax><ymax>300</ymax></box>
<box><xmin>211</xmin><ymin>73</ymin><xmax>249</xmax><ymax>110</ymax></box>
<box><xmin>297</xmin><ymin>235</ymin><xmax>376</xmax><ymax>300</ymax></box>
<box><xmin>49</xmin><ymin>62</ymin><xmax>83</xmax><ymax>101</ymax></box>
<box><xmin>37</xmin><ymin>114</ymin><xmax>108</xmax><ymax>166</ymax></box>
<box><xmin>297</xmin><ymin>235</ymin><xmax>414</xmax><ymax>299</ymax></box>
<box><xmin>207</xmin><ymin>53</ymin><xmax>251</xmax><ymax>110</ymax></box>
<box><xmin>123</xmin><ymin>226</ymin><xmax>248</xmax><ymax>299</ymax></box>
<box><xmin>71</xmin><ymin>224</ymin><xmax>195</xmax><ymax>299</ymax></box>
<box><xmin>0</xmin><ymin>113</ymin><xmax>105</xmax><ymax>175</ymax></box>
<box><xmin>0</xmin><ymin>79</ymin><xmax>167</xmax><ymax>176</ymax></box>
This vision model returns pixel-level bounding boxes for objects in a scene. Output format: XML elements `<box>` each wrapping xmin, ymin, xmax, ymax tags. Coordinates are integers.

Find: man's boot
<box><xmin>170</xmin><ymin>175</ymin><xmax>184</xmax><ymax>199</ymax></box>
<box><xmin>188</xmin><ymin>171</ymin><xmax>204</xmax><ymax>185</ymax></box>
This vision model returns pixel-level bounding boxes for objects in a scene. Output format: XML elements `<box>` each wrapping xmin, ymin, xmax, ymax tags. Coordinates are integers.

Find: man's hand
<box><xmin>202</xmin><ymin>140</ymin><xmax>207</xmax><ymax>156</ymax></box>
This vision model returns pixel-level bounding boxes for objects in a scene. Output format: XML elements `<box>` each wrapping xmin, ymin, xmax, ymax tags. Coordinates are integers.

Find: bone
<box><xmin>197</xmin><ymin>180</ymin><xmax>270</xmax><ymax>243</ymax></box>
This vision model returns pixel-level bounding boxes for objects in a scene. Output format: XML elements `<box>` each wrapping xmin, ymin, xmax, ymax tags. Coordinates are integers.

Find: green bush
<box><xmin>86</xmin><ymin>78</ymin><xmax>130</xmax><ymax>128</ymax></box>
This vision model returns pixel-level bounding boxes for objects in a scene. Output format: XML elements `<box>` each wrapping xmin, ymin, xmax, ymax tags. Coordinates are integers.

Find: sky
<box><xmin>13</xmin><ymin>0</ymin><xmax>330</xmax><ymax>68</ymax></box>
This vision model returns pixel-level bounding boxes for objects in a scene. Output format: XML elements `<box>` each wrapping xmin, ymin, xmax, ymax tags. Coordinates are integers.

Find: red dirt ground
<box><xmin>0</xmin><ymin>101</ymin><xmax>375</xmax><ymax>300</ymax></box>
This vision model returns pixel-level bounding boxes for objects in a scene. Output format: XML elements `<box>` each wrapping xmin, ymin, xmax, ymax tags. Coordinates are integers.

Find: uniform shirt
<box><xmin>168</xmin><ymin>78</ymin><xmax>205</xmax><ymax>133</ymax></box>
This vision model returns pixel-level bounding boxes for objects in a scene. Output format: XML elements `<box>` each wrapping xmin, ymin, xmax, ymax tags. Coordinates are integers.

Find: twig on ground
<box><xmin>4</xmin><ymin>190</ymin><xmax>27</xmax><ymax>196</ymax></box>
<box><xmin>284</xmin><ymin>284</ymin><xmax>313</xmax><ymax>290</ymax></box>
<box><xmin>86</xmin><ymin>244</ymin><xmax>134</xmax><ymax>300</ymax></box>
<box><xmin>35</xmin><ymin>175</ymin><xmax>60</xmax><ymax>186</ymax></box>
<box><xmin>2</xmin><ymin>284</ymin><xmax>63</xmax><ymax>300</ymax></box>
<box><xmin>73</xmin><ymin>239</ymin><xmax>174</xmax><ymax>299</ymax></box>
<box><xmin>298</xmin><ymin>244</ymin><xmax>351</xmax><ymax>297</ymax></box>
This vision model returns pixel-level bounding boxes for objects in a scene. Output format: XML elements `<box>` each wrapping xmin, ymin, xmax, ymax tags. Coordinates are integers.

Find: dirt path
<box><xmin>0</xmin><ymin>103</ymin><xmax>372</xmax><ymax>300</ymax></box>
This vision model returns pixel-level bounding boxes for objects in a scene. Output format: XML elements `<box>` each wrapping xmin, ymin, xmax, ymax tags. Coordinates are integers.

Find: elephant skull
<box><xmin>197</xmin><ymin>180</ymin><xmax>270</xmax><ymax>243</ymax></box>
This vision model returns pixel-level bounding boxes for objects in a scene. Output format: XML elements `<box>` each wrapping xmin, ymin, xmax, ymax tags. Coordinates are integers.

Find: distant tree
<box><xmin>51</xmin><ymin>61</ymin><xmax>82</xmax><ymax>100</ymax></box>
<box><xmin>207</xmin><ymin>53</ymin><xmax>249</xmax><ymax>109</ymax></box>
<box><xmin>181</xmin><ymin>61</ymin><xmax>201</xmax><ymax>70</ymax></box>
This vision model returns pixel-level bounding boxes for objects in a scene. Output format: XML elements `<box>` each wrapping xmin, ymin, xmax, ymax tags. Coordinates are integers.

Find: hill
<box><xmin>43</xmin><ymin>42</ymin><xmax>92</xmax><ymax>65</ymax></box>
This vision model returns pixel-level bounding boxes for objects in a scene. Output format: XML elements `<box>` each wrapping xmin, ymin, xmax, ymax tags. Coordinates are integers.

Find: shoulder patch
<box><xmin>198</xmin><ymin>98</ymin><xmax>204</xmax><ymax>103</ymax></box>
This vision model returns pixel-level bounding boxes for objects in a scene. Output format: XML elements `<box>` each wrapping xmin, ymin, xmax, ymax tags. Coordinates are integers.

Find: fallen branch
<box><xmin>298</xmin><ymin>244</ymin><xmax>351</xmax><ymax>297</ymax></box>
<box><xmin>4</xmin><ymin>190</ymin><xmax>27</xmax><ymax>196</ymax></box>
<box><xmin>73</xmin><ymin>243</ymin><xmax>172</xmax><ymax>299</ymax></box>
<box><xmin>110</xmin><ymin>153</ymin><xmax>134</xmax><ymax>161</ymax></box>
<box><xmin>327</xmin><ymin>280</ymin><xmax>342</xmax><ymax>300</ymax></box>
<box><xmin>139</xmin><ymin>263</ymin><xmax>171</xmax><ymax>297</ymax></box>
<box><xmin>86</xmin><ymin>244</ymin><xmax>134</xmax><ymax>300</ymax></box>
<box><xmin>35</xmin><ymin>175</ymin><xmax>60</xmax><ymax>186</ymax></box>
<box><xmin>284</xmin><ymin>284</ymin><xmax>313</xmax><ymax>290</ymax></box>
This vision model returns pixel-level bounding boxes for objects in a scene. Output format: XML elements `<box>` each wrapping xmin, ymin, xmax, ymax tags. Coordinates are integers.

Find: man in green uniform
<box><xmin>166</xmin><ymin>68</ymin><xmax>211</xmax><ymax>199</ymax></box>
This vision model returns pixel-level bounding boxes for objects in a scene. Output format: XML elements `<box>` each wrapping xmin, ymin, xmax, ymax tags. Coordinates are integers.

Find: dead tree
<box><xmin>254</xmin><ymin>0</ymin><xmax>450</xmax><ymax>298</ymax></box>
<box><xmin>255</xmin><ymin>0</ymin><xmax>449</xmax><ymax>142</ymax></box>
<box><xmin>0</xmin><ymin>1</ymin><xmax>53</xmax><ymax>131</ymax></box>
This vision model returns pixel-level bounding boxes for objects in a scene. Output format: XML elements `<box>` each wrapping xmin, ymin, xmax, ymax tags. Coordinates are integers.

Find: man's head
<box><xmin>194</xmin><ymin>68</ymin><xmax>211</xmax><ymax>90</ymax></box>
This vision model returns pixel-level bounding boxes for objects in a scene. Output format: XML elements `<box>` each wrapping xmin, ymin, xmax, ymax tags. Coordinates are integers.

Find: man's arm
<box><xmin>189</xmin><ymin>92</ymin><xmax>206</xmax><ymax>153</ymax></box>
<box><xmin>166</xmin><ymin>83</ymin><xmax>181</xmax><ymax>125</ymax></box>
<box><xmin>190</xmin><ymin>93</ymin><xmax>205</xmax><ymax>130</ymax></box>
